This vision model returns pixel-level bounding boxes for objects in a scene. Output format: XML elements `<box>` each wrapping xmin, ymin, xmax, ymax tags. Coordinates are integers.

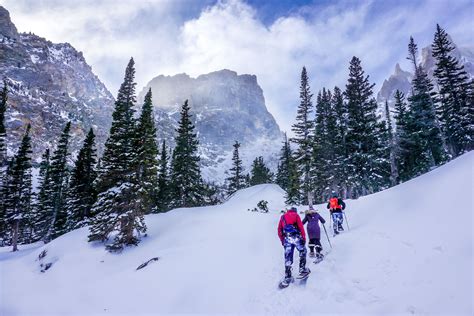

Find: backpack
<box><xmin>281</xmin><ymin>214</ymin><xmax>299</xmax><ymax>236</ymax></box>
<box><xmin>329</xmin><ymin>197</ymin><xmax>340</xmax><ymax>210</ymax></box>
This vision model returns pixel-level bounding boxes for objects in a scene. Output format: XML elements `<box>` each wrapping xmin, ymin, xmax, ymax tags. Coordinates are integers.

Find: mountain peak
<box><xmin>0</xmin><ymin>6</ymin><xmax>18</xmax><ymax>40</ymax></box>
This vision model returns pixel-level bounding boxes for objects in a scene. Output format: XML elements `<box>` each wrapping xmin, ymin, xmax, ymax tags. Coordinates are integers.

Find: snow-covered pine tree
<box><xmin>0</xmin><ymin>80</ymin><xmax>7</xmax><ymax>167</ymax></box>
<box><xmin>344</xmin><ymin>57</ymin><xmax>385</xmax><ymax>197</ymax></box>
<box><xmin>43</xmin><ymin>122</ymin><xmax>72</xmax><ymax>242</ymax></box>
<box><xmin>432</xmin><ymin>25</ymin><xmax>472</xmax><ymax>155</ymax></box>
<box><xmin>311</xmin><ymin>88</ymin><xmax>332</xmax><ymax>202</ymax></box>
<box><xmin>291</xmin><ymin>66</ymin><xmax>314</xmax><ymax>204</ymax></box>
<box><xmin>384</xmin><ymin>101</ymin><xmax>399</xmax><ymax>186</ymax></box>
<box><xmin>135</xmin><ymin>88</ymin><xmax>159</xmax><ymax>214</ymax></box>
<box><xmin>406</xmin><ymin>37</ymin><xmax>446</xmax><ymax>177</ymax></box>
<box><xmin>331</xmin><ymin>86</ymin><xmax>349</xmax><ymax>197</ymax></box>
<box><xmin>65</xmin><ymin>128</ymin><xmax>97</xmax><ymax>231</ymax></box>
<box><xmin>249</xmin><ymin>156</ymin><xmax>273</xmax><ymax>185</ymax></box>
<box><xmin>392</xmin><ymin>90</ymin><xmax>411</xmax><ymax>182</ymax></box>
<box><xmin>31</xmin><ymin>148</ymin><xmax>51</xmax><ymax>241</ymax></box>
<box><xmin>88</xmin><ymin>58</ymin><xmax>147</xmax><ymax>252</ymax></box>
<box><xmin>276</xmin><ymin>134</ymin><xmax>301</xmax><ymax>204</ymax></box>
<box><xmin>226</xmin><ymin>141</ymin><xmax>246</xmax><ymax>195</ymax></box>
<box><xmin>3</xmin><ymin>124</ymin><xmax>33</xmax><ymax>251</ymax></box>
<box><xmin>0</xmin><ymin>159</ymin><xmax>14</xmax><ymax>245</ymax></box>
<box><xmin>156</xmin><ymin>140</ymin><xmax>170</xmax><ymax>212</ymax></box>
<box><xmin>170</xmin><ymin>100</ymin><xmax>204</xmax><ymax>208</ymax></box>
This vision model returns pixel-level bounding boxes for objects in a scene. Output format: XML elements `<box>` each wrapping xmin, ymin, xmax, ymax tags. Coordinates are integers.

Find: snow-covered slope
<box><xmin>1</xmin><ymin>153</ymin><xmax>473</xmax><ymax>315</ymax></box>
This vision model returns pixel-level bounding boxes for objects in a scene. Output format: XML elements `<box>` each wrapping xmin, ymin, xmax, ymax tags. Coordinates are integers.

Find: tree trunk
<box><xmin>12</xmin><ymin>219</ymin><xmax>19</xmax><ymax>252</ymax></box>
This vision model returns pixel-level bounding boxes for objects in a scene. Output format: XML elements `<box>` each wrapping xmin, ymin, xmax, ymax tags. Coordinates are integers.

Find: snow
<box><xmin>1</xmin><ymin>153</ymin><xmax>473</xmax><ymax>315</ymax></box>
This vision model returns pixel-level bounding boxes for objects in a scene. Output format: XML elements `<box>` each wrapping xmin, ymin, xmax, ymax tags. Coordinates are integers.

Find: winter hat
<box><xmin>331</xmin><ymin>191</ymin><xmax>338</xmax><ymax>198</ymax></box>
<box><xmin>290</xmin><ymin>207</ymin><xmax>297</xmax><ymax>212</ymax></box>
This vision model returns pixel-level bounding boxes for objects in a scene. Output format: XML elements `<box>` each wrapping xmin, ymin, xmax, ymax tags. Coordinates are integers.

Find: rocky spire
<box><xmin>0</xmin><ymin>6</ymin><xmax>19</xmax><ymax>40</ymax></box>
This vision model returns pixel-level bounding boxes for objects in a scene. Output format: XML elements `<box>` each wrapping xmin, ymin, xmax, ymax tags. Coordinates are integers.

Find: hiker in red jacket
<box><xmin>278</xmin><ymin>207</ymin><xmax>309</xmax><ymax>286</ymax></box>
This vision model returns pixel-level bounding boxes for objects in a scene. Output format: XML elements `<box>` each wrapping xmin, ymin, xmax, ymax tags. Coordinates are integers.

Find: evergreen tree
<box><xmin>276</xmin><ymin>134</ymin><xmax>293</xmax><ymax>192</ymax></box>
<box><xmin>3</xmin><ymin>124</ymin><xmax>33</xmax><ymax>251</ymax></box>
<box><xmin>384</xmin><ymin>101</ymin><xmax>399</xmax><ymax>186</ymax></box>
<box><xmin>156</xmin><ymin>140</ymin><xmax>170</xmax><ymax>212</ymax></box>
<box><xmin>406</xmin><ymin>37</ymin><xmax>446</xmax><ymax>176</ymax></box>
<box><xmin>1</xmin><ymin>159</ymin><xmax>14</xmax><ymax>245</ymax></box>
<box><xmin>88</xmin><ymin>58</ymin><xmax>146</xmax><ymax>252</ymax></box>
<box><xmin>44</xmin><ymin>122</ymin><xmax>72</xmax><ymax>242</ymax></box>
<box><xmin>226</xmin><ymin>141</ymin><xmax>246</xmax><ymax>195</ymax></box>
<box><xmin>311</xmin><ymin>88</ymin><xmax>333</xmax><ymax>202</ymax></box>
<box><xmin>249</xmin><ymin>156</ymin><xmax>273</xmax><ymax>185</ymax></box>
<box><xmin>170</xmin><ymin>100</ymin><xmax>204</xmax><ymax>208</ymax></box>
<box><xmin>0</xmin><ymin>80</ymin><xmax>7</xmax><ymax>166</ymax></box>
<box><xmin>31</xmin><ymin>149</ymin><xmax>51</xmax><ymax>241</ymax></box>
<box><xmin>291</xmin><ymin>66</ymin><xmax>314</xmax><ymax>203</ymax></box>
<box><xmin>135</xmin><ymin>88</ymin><xmax>159</xmax><ymax>214</ymax></box>
<box><xmin>65</xmin><ymin>128</ymin><xmax>97</xmax><ymax>231</ymax></box>
<box><xmin>432</xmin><ymin>25</ymin><xmax>472</xmax><ymax>154</ymax></box>
<box><xmin>344</xmin><ymin>57</ymin><xmax>386</xmax><ymax>197</ymax></box>
<box><xmin>332</xmin><ymin>86</ymin><xmax>349</xmax><ymax>197</ymax></box>
<box><xmin>392</xmin><ymin>90</ymin><xmax>412</xmax><ymax>181</ymax></box>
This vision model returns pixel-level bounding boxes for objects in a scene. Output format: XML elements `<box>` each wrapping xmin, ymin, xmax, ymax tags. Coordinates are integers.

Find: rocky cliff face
<box><xmin>0</xmin><ymin>6</ymin><xmax>114</xmax><ymax>162</ymax></box>
<box><xmin>139</xmin><ymin>69</ymin><xmax>283</xmax><ymax>181</ymax></box>
<box><xmin>377</xmin><ymin>38</ymin><xmax>474</xmax><ymax>115</ymax></box>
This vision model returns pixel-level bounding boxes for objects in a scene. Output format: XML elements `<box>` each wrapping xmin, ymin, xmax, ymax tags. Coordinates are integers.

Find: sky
<box><xmin>2</xmin><ymin>0</ymin><xmax>473</xmax><ymax>132</ymax></box>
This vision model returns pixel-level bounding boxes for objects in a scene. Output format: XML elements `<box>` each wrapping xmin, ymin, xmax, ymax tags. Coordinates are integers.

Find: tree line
<box><xmin>274</xmin><ymin>24</ymin><xmax>472</xmax><ymax>205</ymax></box>
<box><xmin>0</xmin><ymin>58</ymin><xmax>219</xmax><ymax>252</ymax></box>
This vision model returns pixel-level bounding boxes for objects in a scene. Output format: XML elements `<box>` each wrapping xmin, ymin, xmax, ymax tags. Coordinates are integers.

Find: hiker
<box><xmin>277</xmin><ymin>207</ymin><xmax>309</xmax><ymax>286</ymax></box>
<box><xmin>327</xmin><ymin>191</ymin><xmax>346</xmax><ymax>235</ymax></box>
<box><xmin>302</xmin><ymin>207</ymin><xmax>326</xmax><ymax>260</ymax></box>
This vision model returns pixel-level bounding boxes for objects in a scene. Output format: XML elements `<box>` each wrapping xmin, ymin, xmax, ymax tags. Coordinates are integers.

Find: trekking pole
<box><xmin>322</xmin><ymin>224</ymin><xmax>332</xmax><ymax>249</ymax></box>
<box><xmin>343</xmin><ymin>212</ymin><xmax>350</xmax><ymax>231</ymax></box>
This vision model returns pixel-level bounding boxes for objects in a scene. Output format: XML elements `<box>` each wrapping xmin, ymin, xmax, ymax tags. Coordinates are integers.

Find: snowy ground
<box><xmin>1</xmin><ymin>153</ymin><xmax>473</xmax><ymax>316</ymax></box>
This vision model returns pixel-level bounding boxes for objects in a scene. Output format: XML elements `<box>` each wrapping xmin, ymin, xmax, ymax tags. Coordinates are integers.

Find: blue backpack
<box><xmin>281</xmin><ymin>215</ymin><xmax>299</xmax><ymax>235</ymax></box>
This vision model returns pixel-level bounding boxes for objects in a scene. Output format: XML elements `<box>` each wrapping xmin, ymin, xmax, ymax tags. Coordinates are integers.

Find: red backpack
<box><xmin>329</xmin><ymin>197</ymin><xmax>340</xmax><ymax>210</ymax></box>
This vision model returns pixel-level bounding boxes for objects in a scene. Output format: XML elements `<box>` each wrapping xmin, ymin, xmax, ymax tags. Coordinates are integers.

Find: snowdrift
<box><xmin>1</xmin><ymin>154</ymin><xmax>473</xmax><ymax>315</ymax></box>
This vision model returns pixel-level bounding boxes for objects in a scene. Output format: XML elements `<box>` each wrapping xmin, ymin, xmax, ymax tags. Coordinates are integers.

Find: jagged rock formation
<box><xmin>139</xmin><ymin>69</ymin><xmax>283</xmax><ymax>181</ymax></box>
<box><xmin>377</xmin><ymin>38</ymin><xmax>474</xmax><ymax>115</ymax></box>
<box><xmin>0</xmin><ymin>6</ymin><xmax>114</xmax><ymax>162</ymax></box>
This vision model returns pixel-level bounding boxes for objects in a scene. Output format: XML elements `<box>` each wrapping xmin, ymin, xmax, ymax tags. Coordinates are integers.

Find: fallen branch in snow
<box><xmin>136</xmin><ymin>257</ymin><xmax>160</xmax><ymax>270</ymax></box>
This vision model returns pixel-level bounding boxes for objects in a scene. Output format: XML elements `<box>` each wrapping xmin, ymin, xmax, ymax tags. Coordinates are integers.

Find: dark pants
<box><xmin>308</xmin><ymin>238</ymin><xmax>322</xmax><ymax>254</ymax></box>
<box><xmin>283</xmin><ymin>234</ymin><xmax>307</xmax><ymax>277</ymax></box>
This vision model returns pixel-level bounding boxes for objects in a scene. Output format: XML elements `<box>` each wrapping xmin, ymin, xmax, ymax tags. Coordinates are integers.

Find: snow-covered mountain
<box><xmin>0</xmin><ymin>6</ymin><xmax>115</xmax><ymax>161</ymax></box>
<box><xmin>139</xmin><ymin>70</ymin><xmax>283</xmax><ymax>182</ymax></box>
<box><xmin>377</xmin><ymin>37</ymin><xmax>474</xmax><ymax>113</ymax></box>
<box><xmin>1</xmin><ymin>152</ymin><xmax>472</xmax><ymax>315</ymax></box>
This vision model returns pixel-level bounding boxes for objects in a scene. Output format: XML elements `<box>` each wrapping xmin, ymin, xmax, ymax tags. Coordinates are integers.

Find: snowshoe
<box><xmin>278</xmin><ymin>277</ymin><xmax>294</xmax><ymax>289</ymax></box>
<box><xmin>313</xmin><ymin>254</ymin><xmax>324</xmax><ymax>264</ymax></box>
<box><xmin>338</xmin><ymin>225</ymin><xmax>344</xmax><ymax>232</ymax></box>
<box><xmin>309</xmin><ymin>252</ymin><xmax>316</xmax><ymax>258</ymax></box>
<box><xmin>296</xmin><ymin>268</ymin><xmax>311</xmax><ymax>279</ymax></box>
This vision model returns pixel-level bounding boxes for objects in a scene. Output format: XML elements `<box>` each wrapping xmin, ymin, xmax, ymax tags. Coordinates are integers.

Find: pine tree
<box><xmin>170</xmin><ymin>100</ymin><xmax>204</xmax><ymax>208</ymax></box>
<box><xmin>384</xmin><ymin>101</ymin><xmax>399</xmax><ymax>186</ymax></box>
<box><xmin>276</xmin><ymin>134</ymin><xmax>293</xmax><ymax>192</ymax></box>
<box><xmin>432</xmin><ymin>25</ymin><xmax>472</xmax><ymax>154</ymax></box>
<box><xmin>3</xmin><ymin>124</ymin><xmax>33</xmax><ymax>251</ymax></box>
<box><xmin>226</xmin><ymin>141</ymin><xmax>246</xmax><ymax>195</ymax></box>
<box><xmin>311</xmin><ymin>88</ymin><xmax>333</xmax><ymax>202</ymax></box>
<box><xmin>135</xmin><ymin>88</ymin><xmax>159</xmax><ymax>214</ymax></box>
<box><xmin>0</xmin><ymin>80</ymin><xmax>7</xmax><ymax>166</ymax></box>
<box><xmin>406</xmin><ymin>37</ymin><xmax>446</xmax><ymax>177</ymax></box>
<box><xmin>65</xmin><ymin>128</ymin><xmax>97</xmax><ymax>231</ymax></box>
<box><xmin>332</xmin><ymin>86</ymin><xmax>349</xmax><ymax>197</ymax></box>
<box><xmin>156</xmin><ymin>140</ymin><xmax>170</xmax><ymax>212</ymax></box>
<box><xmin>88</xmin><ymin>58</ymin><xmax>147</xmax><ymax>252</ymax></box>
<box><xmin>31</xmin><ymin>149</ymin><xmax>51</xmax><ymax>241</ymax></box>
<box><xmin>44</xmin><ymin>122</ymin><xmax>72</xmax><ymax>242</ymax></box>
<box><xmin>249</xmin><ymin>156</ymin><xmax>273</xmax><ymax>185</ymax></box>
<box><xmin>344</xmin><ymin>57</ymin><xmax>386</xmax><ymax>197</ymax></box>
<box><xmin>291</xmin><ymin>66</ymin><xmax>314</xmax><ymax>203</ymax></box>
<box><xmin>1</xmin><ymin>159</ymin><xmax>14</xmax><ymax>245</ymax></box>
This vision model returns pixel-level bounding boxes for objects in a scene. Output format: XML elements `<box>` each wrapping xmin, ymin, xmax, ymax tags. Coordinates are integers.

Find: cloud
<box><xmin>3</xmin><ymin>0</ymin><xmax>473</xmax><ymax>133</ymax></box>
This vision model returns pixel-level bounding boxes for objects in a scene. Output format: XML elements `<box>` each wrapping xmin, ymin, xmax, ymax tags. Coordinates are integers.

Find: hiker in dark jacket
<box><xmin>327</xmin><ymin>191</ymin><xmax>346</xmax><ymax>235</ymax></box>
<box><xmin>302</xmin><ymin>207</ymin><xmax>326</xmax><ymax>259</ymax></box>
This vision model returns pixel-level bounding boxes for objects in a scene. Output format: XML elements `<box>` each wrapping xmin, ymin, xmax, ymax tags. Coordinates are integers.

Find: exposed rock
<box><xmin>139</xmin><ymin>69</ymin><xmax>283</xmax><ymax>182</ymax></box>
<box><xmin>1</xmin><ymin>6</ymin><xmax>114</xmax><ymax>162</ymax></box>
